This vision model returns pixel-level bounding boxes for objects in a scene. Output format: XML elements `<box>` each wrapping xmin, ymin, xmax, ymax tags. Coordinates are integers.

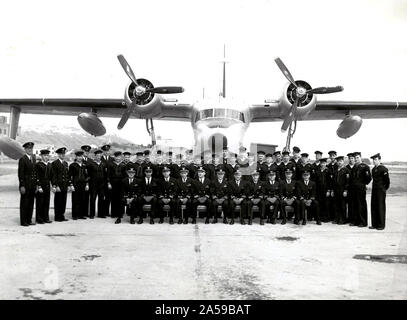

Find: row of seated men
<box><xmin>18</xmin><ymin>143</ymin><xmax>383</xmax><ymax>229</ymax></box>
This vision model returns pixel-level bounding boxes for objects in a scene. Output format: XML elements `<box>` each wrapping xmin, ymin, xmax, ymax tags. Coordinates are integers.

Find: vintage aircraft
<box><xmin>0</xmin><ymin>53</ymin><xmax>406</xmax><ymax>159</ymax></box>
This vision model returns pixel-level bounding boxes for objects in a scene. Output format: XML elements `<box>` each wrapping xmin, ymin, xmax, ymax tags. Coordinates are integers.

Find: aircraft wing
<box><xmin>0</xmin><ymin>98</ymin><xmax>193</xmax><ymax>121</ymax></box>
<box><xmin>250</xmin><ymin>100</ymin><xmax>407</xmax><ymax>122</ymax></box>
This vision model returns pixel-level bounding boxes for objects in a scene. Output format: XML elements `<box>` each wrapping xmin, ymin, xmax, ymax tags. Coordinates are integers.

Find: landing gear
<box><xmin>283</xmin><ymin>120</ymin><xmax>297</xmax><ymax>152</ymax></box>
<box><xmin>146</xmin><ymin>118</ymin><xmax>156</xmax><ymax>146</ymax></box>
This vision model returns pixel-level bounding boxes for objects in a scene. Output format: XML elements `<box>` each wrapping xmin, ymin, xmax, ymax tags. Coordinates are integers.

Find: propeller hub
<box><xmin>296</xmin><ymin>87</ymin><xmax>307</xmax><ymax>97</ymax></box>
<box><xmin>135</xmin><ymin>85</ymin><xmax>146</xmax><ymax>96</ymax></box>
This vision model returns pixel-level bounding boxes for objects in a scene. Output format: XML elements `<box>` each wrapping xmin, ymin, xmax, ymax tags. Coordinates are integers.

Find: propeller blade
<box><xmin>117</xmin><ymin>54</ymin><xmax>138</xmax><ymax>85</ymax></box>
<box><xmin>274</xmin><ymin>57</ymin><xmax>297</xmax><ymax>88</ymax></box>
<box><xmin>117</xmin><ymin>104</ymin><xmax>135</xmax><ymax>129</ymax></box>
<box><xmin>281</xmin><ymin>97</ymin><xmax>299</xmax><ymax>132</ymax></box>
<box><xmin>306</xmin><ymin>86</ymin><xmax>343</xmax><ymax>94</ymax></box>
<box><xmin>145</xmin><ymin>86</ymin><xmax>184</xmax><ymax>94</ymax></box>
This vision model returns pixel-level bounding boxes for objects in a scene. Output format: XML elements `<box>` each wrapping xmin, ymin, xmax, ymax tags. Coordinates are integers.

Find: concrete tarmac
<box><xmin>0</xmin><ymin>166</ymin><xmax>406</xmax><ymax>300</ymax></box>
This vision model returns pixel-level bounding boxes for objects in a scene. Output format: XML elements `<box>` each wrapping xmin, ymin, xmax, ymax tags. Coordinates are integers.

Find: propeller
<box><xmin>274</xmin><ymin>57</ymin><xmax>343</xmax><ymax>132</ymax></box>
<box><xmin>117</xmin><ymin>54</ymin><xmax>184</xmax><ymax>129</ymax></box>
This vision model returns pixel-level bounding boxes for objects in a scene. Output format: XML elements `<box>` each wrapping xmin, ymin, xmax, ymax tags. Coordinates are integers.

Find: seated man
<box><xmin>262</xmin><ymin>169</ymin><xmax>281</xmax><ymax>224</ymax></box>
<box><xmin>246</xmin><ymin>169</ymin><xmax>266</xmax><ymax>225</ymax></box>
<box><xmin>280</xmin><ymin>168</ymin><xmax>300</xmax><ymax>224</ymax></box>
<box><xmin>210</xmin><ymin>168</ymin><xmax>230</xmax><ymax>224</ymax></box>
<box><xmin>158</xmin><ymin>167</ymin><xmax>179</xmax><ymax>224</ymax></box>
<box><xmin>120</xmin><ymin>168</ymin><xmax>141</xmax><ymax>224</ymax></box>
<box><xmin>139</xmin><ymin>166</ymin><xmax>159</xmax><ymax>224</ymax></box>
<box><xmin>191</xmin><ymin>166</ymin><xmax>212</xmax><ymax>224</ymax></box>
<box><xmin>228</xmin><ymin>170</ymin><xmax>249</xmax><ymax>225</ymax></box>
<box><xmin>297</xmin><ymin>170</ymin><xmax>321</xmax><ymax>225</ymax></box>
<box><xmin>177</xmin><ymin>167</ymin><xmax>194</xmax><ymax>224</ymax></box>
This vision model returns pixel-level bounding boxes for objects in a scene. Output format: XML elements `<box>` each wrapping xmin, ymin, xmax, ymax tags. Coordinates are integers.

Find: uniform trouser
<box><xmin>83</xmin><ymin>191</ymin><xmax>90</xmax><ymax>217</ymax></box>
<box><xmin>35</xmin><ymin>188</ymin><xmax>50</xmax><ymax>223</ymax></box>
<box><xmin>103</xmin><ymin>188</ymin><xmax>112</xmax><ymax>216</ymax></box>
<box><xmin>54</xmin><ymin>190</ymin><xmax>67</xmax><ymax>220</ymax></box>
<box><xmin>328</xmin><ymin>195</ymin><xmax>336</xmax><ymax>221</ymax></box>
<box><xmin>264</xmin><ymin>199</ymin><xmax>280</xmax><ymax>220</ymax></box>
<box><xmin>72</xmin><ymin>187</ymin><xmax>88</xmax><ymax>219</ymax></box>
<box><xmin>20</xmin><ymin>189</ymin><xmax>35</xmax><ymax>225</ymax></box>
<box><xmin>348</xmin><ymin>187</ymin><xmax>358</xmax><ymax>224</ymax></box>
<box><xmin>333</xmin><ymin>191</ymin><xmax>347</xmax><ymax>223</ymax></box>
<box><xmin>210</xmin><ymin>198</ymin><xmax>230</xmax><ymax>219</ymax></box>
<box><xmin>281</xmin><ymin>199</ymin><xmax>300</xmax><ymax>222</ymax></box>
<box><xmin>229</xmin><ymin>198</ymin><xmax>249</xmax><ymax>220</ymax></box>
<box><xmin>346</xmin><ymin>191</ymin><xmax>354</xmax><ymax>223</ymax></box>
<box><xmin>299</xmin><ymin>199</ymin><xmax>320</xmax><ymax>222</ymax></box>
<box><xmin>354</xmin><ymin>185</ymin><xmax>368</xmax><ymax>226</ymax></box>
<box><xmin>371</xmin><ymin>187</ymin><xmax>386</xmax><ymax>229</ymax></box>
<box><xmin>110</xmin><ymin>183</ymin><xmax>124</xmax><ymax>218</ymax></box>
<box><xmin>139</xmin><ymin>196</ymin><xmax>157</xmax><ymax>219</ymax></box>
<box><xmin>191</xmin><ymin>197</ymin><xmax>211</xmax><ymax>219</ymax></box>
<box><xmin>123</xmin><ymin>198</ymin><xmax>140</xmax><ymax>219</ymax></box>
<box><xmin>247</xmin><ymin>198</ymin><xmax>265</xmax><ymax>220</ymax></box>
<box><xmin>317</xmin><ymin>192</ymin><xmax>330</xmax><ymax>221</ymax></box>
<box><xmin>89</xmin><ymin>186</ymin><xmax>105</xmax><ymax>217</ymax></box>
<box><xmin>158</xmin><ymin>198</ymin><xmax>179</xmax><ymax>219</ymax></box>
<box><xmin>177</xmin><ymin>198</ymin><xmax>192</xmax><ymax>220</ymax></box>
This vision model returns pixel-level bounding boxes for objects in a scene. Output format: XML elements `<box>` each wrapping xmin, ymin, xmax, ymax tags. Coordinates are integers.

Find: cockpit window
<box><xmin>195</xmin><ymin>108</ymin><xmax>245</xmax><ymax>123</ymax></box>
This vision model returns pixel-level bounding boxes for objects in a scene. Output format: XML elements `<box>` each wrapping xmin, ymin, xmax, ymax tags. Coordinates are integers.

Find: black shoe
<box><xmin>294</xmin><ymin>220</ymin><xmax>300</xmax><ymax>225</ymax></box>
<box><xmin>281</xmin><ymin>220</ymin><xmax>287</xmax><ymax>225</ymax></box>
<box><xmin>89</xmin><ymin>216</ymin><xmax>95</xmax><ymax>219</ymax></box>
<box><xmin>332</xmin><ymin>221</ymin><xmax>337</xmax><ymax>224</ymax></box>
<box><xmin>229</xmin><ymin>219</ymin><xmax>234</xmax><ymax>225</ymax></box>
<box><xmin>369</xmin><ymin>226</ymin><xmax>376</xmax><ymax>229</ymax></box>
<box><xmin>205</xmin><ymin>218</ymin><xmax>210</xmax><ymax>224</ymax></box>
<box><xmin>169</xmin><ymin>218</ymin><xmax>174</xmax><ymax>225</ymax></box>
<box><xmin>223</xmin><ymin>218</ymin><xmax>228</xmax><ymax>224</ymax></box>
<box><xmin>248</xmin><ymin>219</ymin><xmax>252</xmax><ymax>225</ymax></box>
<box><xmin>358</xmin><ymin>224</ymin><xmax>367</xmax><ymax>227</ymax></box>
<box><xmin>183</xmin><ymin>219</ymin><xmax>188</xmax><ymax>224</ymax></box>
<box><xmin>21</xmin><ymin>223</ymin><xmax>29</xmax><ymax>227</ymax></box>
<box><xmin>271</xmin><ymin>219</ymin><xmax>276</xmax><ymax>225</ymax></box>
<box><xmin>266</xmin><ymin>218</ymin><xmax>271</xmax><ymax>224</ymax></box>
<box><xmin>159</xmin><ymin>218</ymin><xmax>164</xmax><ymax>224</ymax></box>
<box><xmin>72</xmin><ymin>217</ymin><xmax>78</xmax><ymax>220</ymax></box>
<box><xmin>302</xmin><ymin>220</ymin><xmax>307</xmax><ymax>225</ymax></box>
<box><xmin>191</xmin><ymin>218</ymin><xmax>196</xmax><ymax>224</ymax></box>
<box><xmin>44</xmin><ymin>220</ymin><xmax>52</xmax><ymax>224</ymax></box>
<box><xmin>28</xmin><ymin>222</ymin><xmax>36</xmax><ymax>225</ymax></box>
<box><xmin>178</xmin><ymin>219</ymin><xmax>183</xmax><ymax>224</ymax></box>
<box><xmin>36</xmin><ymin>221</ymin><xmax>45</xmax><ymax>224</ymax></box>
<box><xmin>317</xmin><ymin>221</ymin><xmax>322</xmax><ymax>225</ymax></box>
<box><xmin>137</xmin><ymin>218</ymin><xmax>143</xmax><ymax>224</ymax></box>
<box><xmin>376</xmin><ymin>227</ymin><xmax>384</xmax><ymax>230</ymax></box>
<box><xmin>130</xmin><ymin>218</ymin><xmax>135</xmax><ymax>224</ymax></box>
<box><xmin>150</xmin><ymin>219</ymin><xmax>155</xmax><ymax>225</ymax></box>
<box><xmin>260</xmin><ymin>219</ymin><xmax>264</xmax><ymax>225</ymax></box>
<box><xmin>212</xmin><ymin>218</ymin><xmax>218</xmax><ymax>224</ymax></box>
<box><xmin>98</xmin><ymin>215</ymin><xmax>106</xmax><ymax>218</ymax></box>
<box><xmin>241</xmin><ymin>219</ymin><xmax>246</xmax><ymax>225</ymax></box>
<box><xmin>115</xmin><ymin>218</ymin><xmax>121</xmax><ymax>224</ymax></box>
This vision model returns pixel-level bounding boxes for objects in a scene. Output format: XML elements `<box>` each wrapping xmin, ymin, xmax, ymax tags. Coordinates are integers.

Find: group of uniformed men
<box><xmin>18</xmin><ymin>143</ymin><xmax>390</xmax><ymax>230</ymax></box>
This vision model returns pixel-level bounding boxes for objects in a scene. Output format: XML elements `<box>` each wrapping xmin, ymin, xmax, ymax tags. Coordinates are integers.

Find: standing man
<box><xmin>88</xmin><ymin>149</ymin><xmax>106</xmax><ymax>218</ymax></box>
<box><xmin>346</xmin><ymin>152</ymin><xmax>356</xmax><ymax>225</ymax></box>
<box><xmin>107</xmin><ymin>151</ymin><xmax>125</xmax><ymax>220</ymax></box>
<box><xmin>280</xmin><ymin>151</ymin><xmax>296</xmax><ymax>180</ymax></box>
<box><xmin>332</xmin><ymin>156</ymin><xmax>350</xmax><ymax>225</ymax></box>
<box><xmin>81</xmin><ymin>145</ymin><xmax>92</xmax><ymax>217</ymax></box>
<box><xmin>256</xmin><ymin>150</ymin><xmax>267</xmax><ymax>181</ymax></box>
<box><xmin>327</xmin><ymin>150</ymin><xmax>338</xmax><ymax>221</ymax></box>
<box><xmin>69</xmin><ymin>151</ymin><xmax>89</xmax><ymax>220</ymax></box>
<box><xmin>225</xmin><ymin>154</ymin><xmax>239</xmax><ymax>181</ymax></box>
<box><xmin>101</xmin><ymin>144</ymin><xmax>113</xmax><ymax>216</ymax></box>
<box><xmin>51</xmin><ymin>147</ymin><xmax>71</xmax><ymax>222</ymax></box>
<box><xmin>370</xmin><ymin>153</ymin><xmax>390</xmax><ymax>230</ymax></box>
<box><xmin>18</xmin><ymin>142</ymin><xmax>37</xmax><ymax>226</ymax></box>
<box><xmin>312</xmin><ymin>151</ymin><xmax>323</xmax><ymax>174</ymax></box>
<box><xmin>35</xmin><ymin>149</ymin><xmax>52</xmax><ymax>224</ymax></box>
<box><xmin>353</xmin><ymin>152</ymin><xmax>372</xmax><ymax>227</ymax></box>
<box><xmin>264</xmin><ymin>153</ymin><xmax>280</xmax><ymax>181</ymax></box>
<box><xmin>133</xmin><ymin>152</ymin><xmax>145</xmax><ymax>179</ymax></box>
<box><xmin>210</xmin><ymin>168</ymin><xmax>230</xmax><ymax>224</ymax></box>
<box><xmin>315</xmin><ymin>158</ymin><xmax>331</xmax><ymax>222</ymax></box>
<box><xmin>191</xmin><ymin>166</ymin><xmax>212</xmax><ymax>224</ymax></box>
<box><xmin>296</xmin><ymin>170</ymin><xmax>321</xmax><ymax>225</ymax></box>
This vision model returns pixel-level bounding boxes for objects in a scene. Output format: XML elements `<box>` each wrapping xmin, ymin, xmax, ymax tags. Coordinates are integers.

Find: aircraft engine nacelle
<box><xmin>279</xmin><ymin>81</ymin><xmax>317</xmax><ymax>120</ymax></box>
<box><xmin>124</xmin><ymin>78</ymin><xmax>162</xmax><ymax>118</ymax></box>
<box><xmin>336</xmin><ymin>115</ymin><xmax>363</xmax><ymax>139</ymax></box>
<box><xmin>77</xmin><ymin>112</ymin><xmax>106</xmax><ymax>136</ymax></box>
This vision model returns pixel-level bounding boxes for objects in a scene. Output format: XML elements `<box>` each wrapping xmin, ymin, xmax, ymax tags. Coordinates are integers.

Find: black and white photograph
<box><xmin>0</xmin><ymin>0</ymin><xmax>406</xmax><ymax>307</ymax></box>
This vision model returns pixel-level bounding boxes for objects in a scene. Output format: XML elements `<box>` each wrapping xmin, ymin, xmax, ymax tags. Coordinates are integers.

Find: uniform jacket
<box><xmin>315</xmin><ymin>167</ymin><xmax>332</xmax><ymax>194</ymax></box>
<box><xmin>159</xmin><ymin>177</ymin><xmax>179</xmax><ymax>197</ymax></box>
<box><xmin>352</xmin><ymin>163</ymin><xmax>372</xmax><ymax>186</ymax></box>
<box><xmin>280</xmin><ymin>179</ymin><xmax>297</xmax><ymax>199</ymax></box>
<box><xmin>122</xmin><ymin>177</ymin><xmax>142</xmax><ymax>199</ymax></box>
<box><xmin>296</xmin><ymin>180</ymin><xmax>317</xmax><ymax>200</ymax></box>
<box><xmin>228</xmin><ymin>179</ymin><xmax>248</xmax><ymax>198</ymax></box>
<box><xmin>18</xmin><ymin>154</ymin><xmax>37</xmax><ymax>190</ymax></box>
<box><xmin>263</xmin><ymin>180</ymin><xmax>281</xmax><ymax>198</ymax></box>
<box><xmin>211</xmin><ymin>178</ymin><xmax>229</xmax><ymax>198</ymax></box>
<box><xmin>35</xmin><ymin>161</ymin><xmax>52</xmax><ymax>190</ymax></box>
<box><xmin>372</xmin><ymin>165</ymin><xmax>390</xmax><ymax>190</ymax></box>
<box><xmin>193</xmin><ymin>177</ymin><xmax>212</xmax><ymax>197</ymax></box>
<box><xmin>332</xmin><ymin>167</ymin><xmax>350</xmax><ymax>192</ymax></box>
<box><xmin>51</xmin><ymin>159</ymin><xmax>71</xmax><ymax>191</ymax></box>
<box><xmin>106</xmin><ymin>162</ymin><xmax>125</xmax><ymax>185</ymax></box>
<box><xmin>247</xmin><ymin>180</ymin><xmax>265</xmax><ymax>198</ymax></box>
<box><xmin>69</xmin><ymin>162</ymin><xmax>89</xmax><ymax>189</ymax></box>
<box><xmin>177</xmin><ymin>177</ymin><xmax>194</xmax><ymax>198</ymax></box>
<box><xmin>140</xmin><ymin>176</ymin><xmax>160</xmax><ymax>196</ymax></box>
<box><xmin>87</xmin><ymin>160</ymin><xmax>106</xmax><ymax>188</ymax></box>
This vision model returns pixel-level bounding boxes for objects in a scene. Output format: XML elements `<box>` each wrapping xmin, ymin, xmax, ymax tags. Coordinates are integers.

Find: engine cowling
<box><xmin>77</xmin><ymin>112</ymin><xmax>106</xmax><ymax>136</ymax></box>
<box><xmin>279</xmin><ymin>80</ymin><xmax>317</xmax><ymax>120</ymax></box>
<box><xmin>0</xmin><ymin>136</ymin><xmax>25</xmax><ymax>159</ymax></box>
<box><xmin>124</xmin><ymin>78</ymin><xmax>162</xmax><ymax>117</ymax></box>
<box><xmin>336</xmin><ymin>115</ymin><xmax>363</xmax><ymax>139</ymax></box>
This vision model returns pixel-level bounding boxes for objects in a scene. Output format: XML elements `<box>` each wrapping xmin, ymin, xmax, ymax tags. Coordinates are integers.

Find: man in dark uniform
<box><xmin>51</xmin><ymin>147</ymin><xmax>71</xmax><ymax>222</ymax></box>
<box><xmin>101</xmin><ymin>144</ymin><xmax>113</xmax><ymax>216</ymax></box>
<box><xmin>213</xmin><ymin>155</ymin><xmax>225</xmax><ymax>178</ymax></box>
<box><xmin>264</xmin><ymin>153</ymin><xmax>280</xmax><ymax>181</ymax></box>
<box><xmin>327</xmin><ymin>150</ymin><xmax>338</xmax><ymax>221</ymax></box>
<box><xmin>35</xmin><ymin>149</ymin><xmax>52</xmax><ymax>224</ymax></box>
<box><xmin>242</xmin><ymin>152</ymin><xmax>257</xmax><ymax>182</ymax></box>
<box><xmin>352</xmin><ymin>152</ymin><xmax>372</xmax><ymax>227</ymax></box>
<box><xmin>18</xmin><ymin>142</ymin><xmax>37</xmax><ymax>226</ymax></box>
<box><xmin>247</xmin><ymin>169</ymin><xmax>266</xmax><ymax>225</ymax></box>
<box><xmin>263</xmin><ymin>170</ymin><xmax>281</xmax><ymax>224</ymax></box>
<box><xmin>222</xmin><ymin>147</ymin><xmax>229</xmax><ymax>165</ymax></box>
<box><xmin>139</xmin><ymin>166</ymin><xmax>159</xmax><ymax>224</ymax></box>
<box><xmin>256</xmin><ymin>150</ymin><xmax>267</xmax><ymax>181</ymax></box>
<box><xmin>297</xmin><ymin>153</ymin><xmax>314</xmax><ymax>182</ymax></box>
<box><xmin>203</xmin><ymin>154</ymin><xmax>215</xmax><ymax>181</ymax></box>
<box><xmin>133</xmin><ymin>152</ymin><xmax>145</xmax><ymax>179</ymax></box>
<box><xmin>280</xmin><ymin>169</ymin><xmax>300</xmax><ymax>224</ymax></box>
<box><xmin>121</xmin><ymin>151</ymin><xmax>133</xmax><ymax>173</ymax></box>
<box><xmin>120</xmin><ymin>167</ymin><xmax>141</xmax><ymax>224</ymax></box>
<box><xmin>346</xmin><ymin>152</ymin><xmax>356</xmax><ymax>224</ymax></box>
<box><xmin>158</xmin><ymin>167</ymin><xmax>179</xmax><ymax>224</ymax></box>
<box><xmin>280</xmin><ymin>151</ymin><xmax>297</xmax><ymax>180</ymax></box>
<box><xmin>177</xmin><ymin>167</ymin><xmax>194</xmax><ymax>224</ymax></box>
<box><xmin>331</xmin><ymin>156</ymin><xmax>350</xmax><ymax>224</ymax></box>
<box><xmin>187</xmin><ymin>155</ymin><xmax>201</xmax><ymax>180</ymax></box>
<box><xmin>210</xmin><ymin>168</ymin><xmax>230</xmax><ymax>224</ymax></box>
<box><xmin>170</xmin><ymin>154</ymin><xmax>182</xmax><ymax>180</ymax></box>
<box><xmin>312</xmin><ymin>151</ymin><xmax>323</xmax><ymax>174</ymax></box>
<box><xmin>87</xmin><ymin>149</ymin><xmax>106</xmax><ymax>218</ymax></box>
<box><xmin>142</xmin><ymin>150</ymin><xmax>153</xmax><ymax>176</ymax></box>
<box><xmin>274</xmin><ymin>151</ymin><xmax>284</xmax><ymax>178</ymax></box>
<box><xmin>106</xmin><ymin>151</ymin><xmax>125</xmax><ymax>220</ymax></box>
<box><xmin>297</xmin><ymin>170</ymin><xmax>321</xmax><ymax>225</ymax></box>
<box><xmin>315</xmin><ymin>158</ymin><xmax>331</xmax><ymax>222</ymax></box>
<box><xmin>153</xmin><ymin>150</ymin><xmax>165</xmax><ymax>180</ymax></box>
<box><xmin>237</xmin><ymin>146</ymin><xmax>249</xmax><ymax>177</ymax></box>
<box><xmin>290</xmin><ymin>146</ymin><xmax>301</xmax><ymax>179</ymax></box>
<box><xmin>225</xmin><ymin>154</ymin><xmax>239</xmax><ymax>181</ymax></box>
<box><xmin>69</xmin><ymin>151</ymin><xmax>90</xmax><ymax>220</ymax></box>
<box><xmin>228</xmin><ymin>170</ymin><xmax>249</xmax><ymax>225</ymax></box>
<box><xmin>81</xmin><ymin>145</ymin><xmax>92</xmax><ymax>217</ymax></box>
<box><xmin>191</xmin><ymin>166</ymin><xmax>212</xmax><ymax>224</ymax></box>
<box><xmin>370</xmin><ymin>153</ymin><xmax>390</xmax><ymax>230</ymax></box>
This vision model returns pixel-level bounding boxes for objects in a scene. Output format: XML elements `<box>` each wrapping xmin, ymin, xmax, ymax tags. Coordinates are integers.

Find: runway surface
<box><xmin>0</xmin><ymin>162</ymin><xmax>406</xmax><ymax>300</ymax></box>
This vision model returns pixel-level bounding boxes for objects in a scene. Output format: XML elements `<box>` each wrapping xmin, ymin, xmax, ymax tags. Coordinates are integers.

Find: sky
<box><xmin>0</xmin><ymin>0</ymin><xmax>407</xmax><ymax>160</ymax></box>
